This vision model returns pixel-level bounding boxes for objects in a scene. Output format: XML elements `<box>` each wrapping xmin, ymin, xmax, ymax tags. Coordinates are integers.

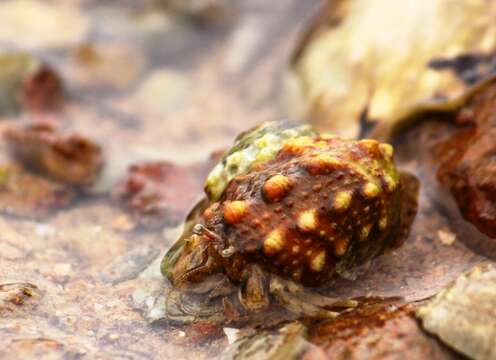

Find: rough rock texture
<box><xmin>435</xmin><ymin>81</ymin><xmax>496</xmax><ymax>238</ymax></box>
<box><xmin>0</xmin><ymin>163</ymin><xmax>75</xmax><ymax>218</ymax></box>
<box><xmin>0</xmin><ymin>283</ymin><xmax>42</xmax><ymax>317</ymax></box>
<box><xmin>417</xmin><ymin>264</ymin><xmax>496</xmax><ymax>360</ymax></box>
<box><xmin>20</xmin><ymin>65</ymin><xmax>64</xmax><ymax>114</ymax></box>
<box><xmin>220</xmin><ymin>322</ymin><xmax>309</xmax><ymax>359</ymax></box>
<box><xmin>305</xmin><ymin>302</ymin><xmax>462</xmax><ymax>360</ymax></box>
<box><xmin>220</xmin><ymin>302</ymin><xmax>462</xmax><ymax>360</ymax></box>
<box><xmin>391</xmin><ymin>78</ymin><xmax>496</xmax><ymax>258</ymax></box>
<box><xmin>113</xmin><ymin>158</ymin><xmax>218</xmax><ymax>229</ymax></box>
<box><xmin>4</xmin><ymin>122</ymin><xmax>103</xmax><ymax>186</ymax></box>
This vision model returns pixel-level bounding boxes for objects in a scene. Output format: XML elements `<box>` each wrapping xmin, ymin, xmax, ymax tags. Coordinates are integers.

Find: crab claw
<box><xmin>162</xmin><ymin>230</ymin><xmax>223</xmax><ymax>287</ymax></box>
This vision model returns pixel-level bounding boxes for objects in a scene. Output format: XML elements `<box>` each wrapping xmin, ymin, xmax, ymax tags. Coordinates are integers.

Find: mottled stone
<box><xmin>417</xmin><ymin>263</ymin><xmax>496</xmax><ymax>360</ymax></box>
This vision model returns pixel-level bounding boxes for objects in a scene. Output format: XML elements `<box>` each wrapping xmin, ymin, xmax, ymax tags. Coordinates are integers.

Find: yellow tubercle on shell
<box><xmin>384</xmin><ymin>174</ymin><xmax>398</xmax><ymax>192</ymax></box>
<box><xmin>263</xmin><ymin>174</ymin><xmax>292</xmax><ymax>202</ymax></box>
<box><xmin>297</xmin><ymin>209</ymin><xmax>318</xmax><ymax>232</ymax></box>
<box><xmin>359</xmin><ymin>139</ymin><xmax>380</xmax><ymax>151</ymax></box>
<box><xmin>379</xmin><ymin>143</ymin><xmax>394</xmax><ymax>158</ymax></box>
<box><xmin>264</xmin><ymin>229</ymin><xmax>285</xmax><ymax>255</ymax></box>
<box><xmin>333</xmin><ymin>191</ymin><xmax>352</xmax><ymax>211</ymax></box>
<box><xmin>379</xmin><ymin>216</ymin><xmax>388</xmax><ymax>230</ymax></box>
<box><xmin>310</xmin><ymin>250</ymin><xmax>326</xmax><ymax>272</ymax></box>
<box><xmin>313</xmin><ymin>140</ymin><xmax>329</xmax><ymax>149</ymax></box>
<box><xmin>363</xmin><ymin>182</ymin><xmax>380</xmax><ymax>199</ymax></box>
<box><xmin>309</xmin><ymin>153</ymin><xmax>341</xmax><ymax>171</ymax></box>
<box><xmin>320</xmin><ymin>133</ymin><xmax>336</xmax><ymax>140</ymax></box>
<box><xmin>360</xmin><ymin>224</ymin><xmax>373</xmax><ymax>241</ymax></box>
<box><xmin>223</xmin><ymin>200</ymin><xmax>248</xmax><ymax>224</ymax></box>
<box><xmin>282</xmin><ymin>136</ymin><xmax>313</xmax><ymax>154</ymax></box>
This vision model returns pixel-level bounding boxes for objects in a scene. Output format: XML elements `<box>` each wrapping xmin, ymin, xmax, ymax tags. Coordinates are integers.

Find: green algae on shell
<box><xmin>204</xmin><ymin>121</ymin><xmax>316</xmax><ymax>201</ymax></box>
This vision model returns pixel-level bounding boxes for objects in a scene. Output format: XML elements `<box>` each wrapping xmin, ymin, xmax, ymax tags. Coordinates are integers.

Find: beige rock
<box><xmin>417</xmin><ymin>263</ymin><xmax>496</xmax><ymax>360</ymax></box>
<box><xmin>0</xmin><ymin>0</ymin><xmax>89</xmax><ymax>49</ymax></box>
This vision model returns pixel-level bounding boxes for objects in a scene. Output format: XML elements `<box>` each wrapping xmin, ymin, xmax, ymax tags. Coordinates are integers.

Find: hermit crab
<box><xmin>161</xmin><ymin>122</ymin><xmax>417</xmax><ymax>324</ymax></box>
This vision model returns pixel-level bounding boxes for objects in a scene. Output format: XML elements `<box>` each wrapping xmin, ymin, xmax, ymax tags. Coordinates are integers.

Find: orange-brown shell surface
<box><xmin>203</xmin><ymin>135</ymin><xmax>402</xmax><ymax>286</ymax></box>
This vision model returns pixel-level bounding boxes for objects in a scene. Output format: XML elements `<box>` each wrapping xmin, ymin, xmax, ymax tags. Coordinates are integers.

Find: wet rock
<box><xmin>0</xmin><ymin>0</ymin><xmax>89</xmax><ymax>50</ymax></box>
<box><xmin>69</xmin><ymin>43</ymin><xmax>145</xmax><ymax>92</ymax></box>
<box><xmin>4</xmin><ymin>122</ymin><xmax>103</xmax><ymax>186</ymax></box>
<box><xmin>181</xmin><ymin>321</ymin><xmax>225</xmax><ymax>345</ymax></box>
<box><xmin>20</xmin><ymin>65</ymin><xmax>64</xmax><ymax>114</ymax></box>
<box><xmin>0</xmin><ymin>164</ymin><xmax>75</xmax><ymax>218</ymax></box>
<box><xmin>434</xmin><ymin>81</ymin><xmax>496</xmax><ymax>238</ymax></box>
<box><xmin>305</xmin><ymin>302</ymin><xmax>458</xmax><ymax>360</ymax></box>
<box><xmin>0</xmin><ymin>338</ymin><xmax>86</xmax><ymax>359</ymax></box>
<box><xmin>0</xmin><ymin>283</ymin><xmax>42</xmax><ymax>317</ymax></box>
<box><xmin>101</xmin><ymin>245</ymin><xmax>161</xmax><ymax>285</ymax></box>
<box><xmin>289</xmin><ymin>0</ymin><xmax>496</xmax><ymax>137</ymax></box>
<box><xmin>160</xmin><ymin>0</ymin><xmax>234</xmax><ymax>28</ymax></box>
<box><xmin>113</xmin><ymin>158</ymin><xmax>216</xmax><ymax>229</ymax></box>
<box><xmin>0</xmin><ymin>54</ymin><xmax>63</xmax><ymax>115</ymax></box>
<box><xmin>220</xmin><ymin>322</ymin><xmax>309</xmax><ymax>360</ymax></box>
<box><xmin>417</xmin><ymin>263</ymin><xmax>496</xmax><ymax>360</ymax></box>
<box><xmin>133</xmin><ymin>69</ymin><xmax>189</xmax><ymax>115</ymax></box>
<box><xmin>387</xmin><ymin>77</ymin><xmax>496</xmax><ymax>257</ymax></box>
<box><xmin>0</xmin><ymin>52</ymin><xmax>40</xmax><ymax>115</ymax></box>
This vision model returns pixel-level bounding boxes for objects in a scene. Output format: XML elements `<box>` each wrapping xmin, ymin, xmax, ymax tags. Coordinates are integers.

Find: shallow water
<box><xmin>0</xmin><ymin>1</ymin><xmax>490</xmax><ymax>359</ymax></box>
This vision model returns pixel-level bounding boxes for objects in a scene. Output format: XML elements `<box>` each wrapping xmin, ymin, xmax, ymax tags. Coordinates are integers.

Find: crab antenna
<box><xmin>192</xmin><ymin>224</ymin><xmax>226</xmax><ymax>250</ymax></box>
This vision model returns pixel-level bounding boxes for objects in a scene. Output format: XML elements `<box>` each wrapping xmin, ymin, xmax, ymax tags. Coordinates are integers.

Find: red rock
<box><xmin>113</xmin><ymin>157</ymin><xmax>217</xmax><ymax>229</ymax></box>
<box><xmin>20</xmin><ymin>65</ymin><xmax>64</xmax><ymax>114</ymax></box>
<box><xmin>4</xmin><ymin>122</ymin><xmax>103</xmax><ymax>186</ymax></box>
<box><xmin>435</xmin><ymin>82</ymin><xmax>496</xmax><ymax>238</ymax></box>
<box><xmin>304</xmin><ymin>303</ymin><xmax>457</xmax><ymax>360</ymax></box>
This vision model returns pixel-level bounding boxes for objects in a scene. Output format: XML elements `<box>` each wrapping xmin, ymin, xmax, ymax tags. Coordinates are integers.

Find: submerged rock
<box><xmin>20</xmin><ymin>65</ymin><xmax>64</xmax><ymax>114</ymax></box>
<box><xmin>4</xmin><ymin>122</ymin><xmax>103</xmax><ymax>186</ymax></box>
<box><xmin>113</xmin><ymin>157</ymin><xmax>217</xmax><ymax>230</ymax></box>
<box><xmin>0</xmin><ymin>0</ymin><xmax>89</xmax><ymax>49</ymax></box>
<box><xmin>0</xmin><ymin>282</ymin><xmax>42</xmax><ymax>317</ymax></box>
<box><xmin>0</xmin><ymin>163</ymin><xmax>75</xmax><ymax>218</ymax></box>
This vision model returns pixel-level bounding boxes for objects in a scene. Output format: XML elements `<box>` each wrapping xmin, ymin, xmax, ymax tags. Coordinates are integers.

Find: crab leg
<box><xmin>270</xmin><ymin>276</ymin><xmax>357</xmax><ymax>318</ymax></box>
<box><xmin>284</xmin><ymin>280</ymin><xmax>358</xmax><ymax>308</ymax></box>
